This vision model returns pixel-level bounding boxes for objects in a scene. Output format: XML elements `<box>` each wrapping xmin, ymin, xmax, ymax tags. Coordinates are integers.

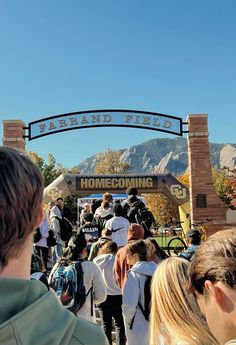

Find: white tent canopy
<box><xmin>77</xmin><ymin>194</ymin><xmax>128</xmax><ymax>207</ymax></box>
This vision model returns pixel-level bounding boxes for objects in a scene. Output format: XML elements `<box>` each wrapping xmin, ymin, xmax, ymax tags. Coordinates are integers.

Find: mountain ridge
<box><xmin>77</xmin><ymin>137</ymin><xmax>236</xmax><ymax>176</ymax></box>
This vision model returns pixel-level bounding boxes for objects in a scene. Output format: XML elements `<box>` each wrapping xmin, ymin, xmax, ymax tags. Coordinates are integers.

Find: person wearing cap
<box><xmin>179</xmin><ymin>229</ymin><xmax>201</xmax><ymax>261</ymax></box>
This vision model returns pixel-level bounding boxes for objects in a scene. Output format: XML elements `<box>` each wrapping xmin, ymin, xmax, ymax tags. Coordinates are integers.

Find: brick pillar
<box><xmin>187</xmin><ymin>114</ymin><xmax>227</xmax><ymax>235</ymax></box>
<box><xmin>2</xmin><ymin>120</ymin><xmax>26</xmax><ymax>151</ymax></box>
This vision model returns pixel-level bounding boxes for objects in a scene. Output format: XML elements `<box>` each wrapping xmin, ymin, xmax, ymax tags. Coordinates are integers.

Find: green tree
<box><xmin>94</xmin><ymin>148</ymin><xmax>130</xmax><ymax>174</ymax></box>
<box><xmin>29</xmin><ymin>152</ymin><xmax>62</xmax><ymax>187</ymax></box>
<box><xmin>43</xmin><ymin>153</ymin><xmax>58</xmax><ymax>186</ymax></box>
<box><xmin>212</xmin><ymin>166</ymin><xmax>233</xmax><ymax>207</ymax></box>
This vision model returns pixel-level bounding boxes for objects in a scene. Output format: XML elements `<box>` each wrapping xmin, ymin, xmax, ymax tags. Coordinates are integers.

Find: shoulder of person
<box><xmin>73</xmin><ymin>317</ymin><xmax>109</xmax><ymax>345</ymax></box>
<box><xmin>81</xmin><ymin>260</ymin><xmax>100</xmax><ymax>270</ymax></box>
<box><xmin>116</xmin><ymin>246</ymin><xmax>127</xmax><ymax>256</ymax></box>
<box><xmin>127</xmin><ymin>268</ymin><xmax>139</xmax><ymax>277</ymax></box>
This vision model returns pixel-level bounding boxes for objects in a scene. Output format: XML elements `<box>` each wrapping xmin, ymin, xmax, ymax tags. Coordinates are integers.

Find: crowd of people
<box><xmin>1</xmin><ymin>146</ymin><xmax>236</xmax><ymax>345</ymax></box>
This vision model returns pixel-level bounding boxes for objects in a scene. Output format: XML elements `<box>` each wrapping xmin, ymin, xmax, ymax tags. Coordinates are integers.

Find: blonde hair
<box><xmin>98</xmin><ymin>241</ymin><xmax>118</xmax><ymax>256</ymax></box>
<box><xmin>150</xmin><ymin>257</ymin><xmax>218</xmax><ymax>345</ymax></box>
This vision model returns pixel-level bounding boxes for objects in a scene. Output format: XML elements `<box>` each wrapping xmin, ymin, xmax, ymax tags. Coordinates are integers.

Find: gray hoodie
<box><xmin>94</xmin><ymin>254</ymin><xmax>122</xmax><ymax>295</ymax></box>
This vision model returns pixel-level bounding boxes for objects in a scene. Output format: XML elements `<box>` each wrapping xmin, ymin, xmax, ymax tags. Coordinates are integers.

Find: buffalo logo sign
<box><xmin>170</xmin><ymin>184</ymin><xmax>187</xmax><ymax>200</ymax></box>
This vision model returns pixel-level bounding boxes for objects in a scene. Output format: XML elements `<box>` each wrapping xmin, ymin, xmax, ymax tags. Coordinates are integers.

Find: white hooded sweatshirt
<box><xmin>49</xmin><ymin>205</ymin><xmax>65</xmax><ymax>246</ymax></box>
<box><xmin>122</xmin><ymin>260</ymin><xmax>157</xmax><ymax>345</ymax></box>
<box><xmin>94</xmin><ymin>253</ymin><xmax>122</xmax><ymax>295</ymax></box>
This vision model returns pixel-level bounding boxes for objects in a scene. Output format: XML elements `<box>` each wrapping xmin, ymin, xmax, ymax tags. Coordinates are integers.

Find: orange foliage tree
<box><xmin>94</xmin><ymin>148</ymin><xmax>130</xmax><ymax>174</ymax></box>
<box><xmin>145</xmin><ymin>193</ymin><xmax>179</xmax><ymax>226</ymax></box>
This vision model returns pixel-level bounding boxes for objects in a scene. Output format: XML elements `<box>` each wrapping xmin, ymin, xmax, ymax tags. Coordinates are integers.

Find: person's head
<box><xmin>83</xmin><ymin>212</ymin><xmax>94</xmax><ymax>223</ymax></box>
<box><xmin>114</xmin><ymin>203</ymin><xmax>123</xmax><ymax>217</ymax></box>
<box><xmin>126</xmin><ymin>239</ymin><xmax>148</xmax><ymax>265</ymax></box>
<box><xmin>48</xmin><ymin>201</ymin><xmax>55</xmax><ymax>209</ymax></box>
<box><xmin>145</xmin><ymin>238</ymin><xmax>168</xmax><ymax>262</ymax></box>
<box><xmin>50</xmin><ymin>205</ymin><xmax>62</xmax><ymax>219</ymax></box>
<box><xmin>83</xmin><ymin>203</ymin><xmax>91</xmax><ymax>212</ymax></box>
<box><xmin>101</xmin><ymin>200</ymin><xmax>110</xmax><ymax>210</ymax></box>
<box><xmin>148</xmin><ymin>238</ymin><xmax>169</xmax><ymax>260</ymax></box>
<box><xmin>150</xmin><ymin>257</ymin><xmax>217</xmax><ymax>345</ymax></box>
<box><xmin>56</xmin><ymin>197</ymin><xmax>64</xmax><ymax>208</ymax></box>
<box><xmin>186</xmin><ymin>229</ymin><xmax>201</xmax><ymax>245</ymax></box>
<box><xmin>0</xmin><ymin>147</ymin><xmax>43</xmax><ymax>272</ymax></box>
<box><xmin>144</xmin><ymin>239</ymin><xmax>156</xmax><ymax>261</ymax></box>
<box><xmin>103</xmin><ymin>192</ymin><xmax>113</xmax><ymax>203</ymax></box>
<box><xmin>98</xmin><ymin>241</ymin><xmax>118</xmax><ymax>256</ymax></box>
<box><xmin>127</xmin><ymin>223</ymin><xmax>144</xmax><ymax>242</ymax></box>
<box><xmin>126</xmin><ymin>187</ymin><xmax>138</xmax><ymax>196</ymax></box>
<box><xmin>101</xmin><ymin>228</ymin><xmax>112</xmax><ymax>238</ymax></box>
<box><xmin>188</xmin><ymin>228</ymin><xmax>236</xmax><ymax>345</ymax></box>
<box><xmin>63</xmin><ymin>234</ymin><xmax>87</xmax><ymax>261</ymax></box>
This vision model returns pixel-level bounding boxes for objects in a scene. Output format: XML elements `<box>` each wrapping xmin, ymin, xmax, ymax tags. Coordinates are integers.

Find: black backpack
<box><xmin>55</xmin><ymin>216</ymin><xmax>73</xmax><ymax>242</ymax></box>
<box><xmin>138</xmin><ymin>275</ymin><xmax>152</xmax><ymax>321</ymax></box>
<box><xmin>134</xmin><ymin>208</ymin><xmax>154</xmax><ymax>238</ymax></box>
<box><xmin>136</xmin><ymin>208</ymin><xmax>154</xmax><ymax>230</ymax></box>
<box><xmin>126</xmin><ymin>199</ymin><xmax>146</xmax><ymax>223</ymax></box>
<box><xmin>47</xmin><ymin>229</ymin><xmax>57</xmax><ymax>247</ymax></box>
<box><xmin>49</xmin><ymin>259</ymin><xmax>90</xmax><ymax>314</ymax></box>
<box><xmin>130</xmin><ymin>274</ymin><xmax>152</xmax><ymax>329</ymax></box>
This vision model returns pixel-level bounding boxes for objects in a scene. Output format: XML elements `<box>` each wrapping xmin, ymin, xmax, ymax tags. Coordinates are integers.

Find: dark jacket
<box><xmin>61</xmin><ymin>206</ymin><xmax>73</xmax><ymax>223</ymax></box>
<box><xmin>78</xmin><ymin>222</ymin><xmax>100</xmax><ymax>243</ymax></box>
<box><xmin>122</xmin><ymin>195</ymin><xmax>145</xmax><ymax>223</ymax></box>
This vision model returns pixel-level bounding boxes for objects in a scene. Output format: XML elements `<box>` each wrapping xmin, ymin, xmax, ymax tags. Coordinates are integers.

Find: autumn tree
<box><xmin>211</xmin><ymin>166</ymin><xmax>233</xmax><ymax>208</ymax></box>
<box><xmin>28</xmin><ymin>151</ymin><xmax>44</xmax><ymax>171</ymax></box>
<box><xmin>145</xmin><ymin>193</ymin><xmax>179</xmax><ymax>226</ymax></box>
<box><xmin>222</xmin><ymin>166</ymin><xmax>236</xmax><ymax>208</ymax></box>
<box><xmin>177</xmin><ymin>172</ymin><xmax>190</xmax><ymax>187</ymax></box>
<box><xmin>94</xmin><ymin>148</ymin><xmax>130</xmax><ymax>174</ymax></box>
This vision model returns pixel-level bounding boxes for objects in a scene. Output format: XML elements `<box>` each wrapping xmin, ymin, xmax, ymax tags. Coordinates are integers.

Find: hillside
<box><xmin>77</xmin><ymin>138</ymin><xmax>236</xmax><ymax>176</ymax></box>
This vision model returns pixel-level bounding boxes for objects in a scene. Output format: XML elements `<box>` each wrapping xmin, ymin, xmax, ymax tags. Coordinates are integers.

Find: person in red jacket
<box><xmin>114</xmin><ymin>223</ymin><xmax>144</xmax><ymax>290</ymax></box>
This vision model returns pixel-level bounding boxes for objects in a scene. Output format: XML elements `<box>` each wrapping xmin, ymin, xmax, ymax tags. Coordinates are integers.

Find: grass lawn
<box><xmin>154</xmin><ymin>235</ymin><xmax>172</xmax><ymax>249</ymax></box>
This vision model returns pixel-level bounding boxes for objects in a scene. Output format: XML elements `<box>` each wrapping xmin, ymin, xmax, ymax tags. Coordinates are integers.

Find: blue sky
<box><xmin>0</xmin><ymin>0</ymin><xmax>236</xmax><ymax>167</ymax></box>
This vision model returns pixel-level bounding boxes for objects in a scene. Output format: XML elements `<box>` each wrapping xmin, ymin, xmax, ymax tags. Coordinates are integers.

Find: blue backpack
<box><xmin>49</xmin><ymin>260</ymin><xmax>87</xmax><ymax>313</ymax></box>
